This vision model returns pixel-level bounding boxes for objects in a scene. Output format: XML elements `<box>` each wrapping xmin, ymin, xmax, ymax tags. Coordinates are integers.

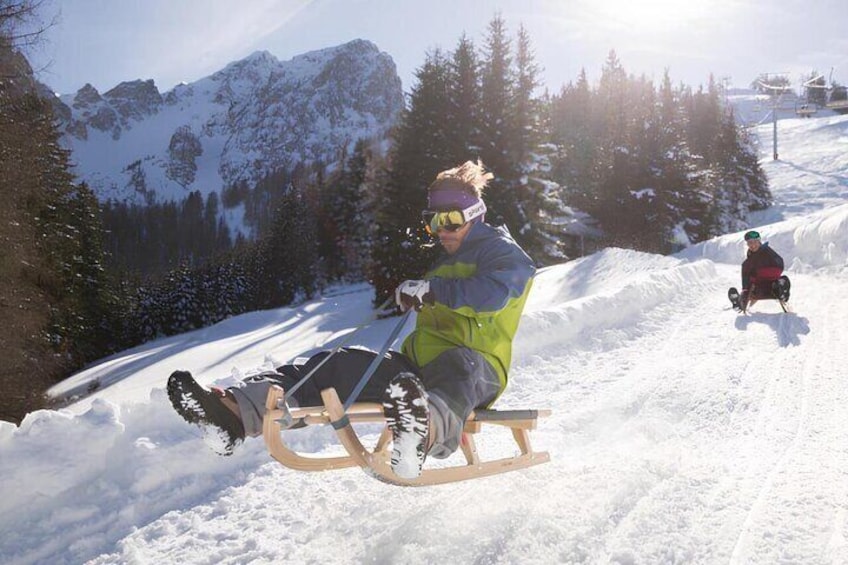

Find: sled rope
<box><xmin>343</xmin><ymin>310</ymin><xmax>412</xmax><ymax>410</ymax></box>
<box><xmin>286</xmin><ymin>297</ymin><xmax>394</xmax><ymax>398</ymax></box>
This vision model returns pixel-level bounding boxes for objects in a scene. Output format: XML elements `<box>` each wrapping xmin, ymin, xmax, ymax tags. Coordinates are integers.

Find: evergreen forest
<box><xmin>1</xmin><ymin>7</ymin><xmax>769</xmax><ymax>422</ymax></box>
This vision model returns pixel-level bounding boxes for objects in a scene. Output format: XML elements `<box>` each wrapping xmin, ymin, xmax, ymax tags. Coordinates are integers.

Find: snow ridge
<box><xmin>517</xmin><ymin>250</ymin><xmax>717</xmax><ymax>362</ymax></box>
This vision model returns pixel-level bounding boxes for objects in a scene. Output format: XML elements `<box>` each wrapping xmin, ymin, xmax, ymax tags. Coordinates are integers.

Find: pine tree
<box><xmin>315</xmin><ymin>152</ymin><xmax>342</xmax><ymax>281</ymax></box>
<box><xmin>478</xmin><ymin>14</ymin><xmax>523</xmax><ymax>232</ymax></box>
<box><xmin>329</xmin><ymin>139</ymin><xmax>374</xmax><ymax>281</ymax></box>
<box><xmin>511</xmin><ymin>24</ymin><xmax>540</xmax><ymax>165</ymax></box>
<box><xmin>702</xmin><ymin>107</ymin><xmax>770</xmax><ymax>236</ymax></box>
<box><xmin>687</xmin><ymin>76</ymin><xmax>723</xmax><ymax>162</ymax></box>
<box><xmin>53</xmin><ymin>182</ymin><xmax>118</xmax><ymax>364</ymax></box>
<box><xmin>371</xmin><ymin>50</ymin><xmax>452</xmax><ymax>305</ymax></box>
<box><xmin>260</xmin><ymin>184</ymin><xmax>319</xmax><ymax>308</ymax></box>
<box><xmin>591</xmin><ymin>50</ymin><xmax>639</xmax><ymax>245</ymax></box>
<box><xmin>497</xmin><ymin>24</ymin><xmax>560</xmax><ymax>262</ymax></box>
<box><xmin>182</xmin><ymin>191</ymin><xmax>204</xmax><ymax>265</ymax></box>
<box><xmin>1</xmin><ymin>35</ymin><xmax>118</xmax><ymax>420</ymax></box>
<box><xmin>445</xmin><ymin>34</ymin><xmax>481</xmax><ymax>160</ymax></box>
<box><xmin>0</xmin><ymin>91</ymin><xmax>57</xmax><ymax>421</ymax></box>
<box><xmin>653</xmin><ymin>70</ymin><xmax>704</xmax><ymax>248</ymax></box>
<box><xmin>549</xmin><ymin>69</ymin><xmax>596</xmax><ymax>209</ymax></box>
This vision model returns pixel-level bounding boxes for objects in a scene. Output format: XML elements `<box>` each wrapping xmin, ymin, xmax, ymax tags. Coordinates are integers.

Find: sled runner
<box><xmin>729</xmin><ymin>287</ymin><xmax>789</xmax><ymax>314</ymax></box>
<box><xmin>743</xmin><ymin>295</ymin><xmax>789</xmax><ymax>314</ymax></box>
<box><xmin>262</xmin><ymin>385</ymin><xmax>551</xmax><ymax>486</ymax></box>
<box><xmin>728</xmin><ymin>275</ymin><xmax>791</xmax><ymax>314</ymax></box>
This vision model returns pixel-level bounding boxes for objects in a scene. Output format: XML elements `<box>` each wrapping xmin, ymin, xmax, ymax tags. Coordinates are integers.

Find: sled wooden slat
<box><xmin>473</xmin><ymin>408</ymin><xmax>551</xmax><ymax>421</ymax></box>
<box><xmin>459</xmin><ymin>433</ymin><xmax>481</xmax><ymax>466</ymax></box>
<box><xmin>262</xmin><ymin>385</ymin><xmax>551</xmax><ymax>486</ymax></box>
<box><xmin>290</xmin><ymin>402</ymin><xmax>385</xmax><ymax>426</ymax></box>
<box><xmin>301</xmin><ymin>412</ymin><xmax>385</xmax><ymax>426</ymax></box>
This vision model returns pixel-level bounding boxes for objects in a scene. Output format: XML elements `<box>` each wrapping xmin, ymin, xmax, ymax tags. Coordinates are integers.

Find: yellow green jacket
<box><xmin>401</xmin><ymin>222</ymin><xmax>535</xmax><ymax>394</ymax></box>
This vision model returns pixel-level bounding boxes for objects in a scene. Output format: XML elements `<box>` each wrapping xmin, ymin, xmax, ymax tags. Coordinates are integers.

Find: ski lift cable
<box><xmin>757</xmin><ymin>81</ymin><xmax>792</xmax><ymax>93</ymax></box>
<box><xmin>802</xmin><ymin>74</ymin><xmax>826</xmax><ymax>88</ymax></box>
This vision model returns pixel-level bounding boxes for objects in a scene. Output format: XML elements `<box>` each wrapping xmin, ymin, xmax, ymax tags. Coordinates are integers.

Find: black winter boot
<box><xmin>728</xmin><ymin>287</ymin><xmax>742</xmax><ymax>311</ymax></box>
<box><xmin>773</xmin><ymin>276</ymin><xmax>791</xmax><ymax>302</ymax></box>
<box><xmin>167</xmin><ymin>371</ymin><xmax>245</xmax><ymax>456</ymax></box>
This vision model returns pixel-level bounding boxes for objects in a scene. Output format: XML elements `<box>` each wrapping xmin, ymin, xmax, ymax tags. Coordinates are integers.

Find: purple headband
<box><xmin>428</xmin><ymin>189</ymin><xmax>480</xmax><ymax>211</ymax></box>
<box><xmin>428</xmin><ymin>177</ymin><xmax>481</xmax><ymax>210</ymax></box>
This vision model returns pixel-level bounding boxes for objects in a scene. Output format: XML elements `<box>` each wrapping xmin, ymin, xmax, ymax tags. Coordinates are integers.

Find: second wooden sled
<box><xmin>262</xmin><ymin>385</ymin><xmax>550</xmax><ymax>486</ymax></box>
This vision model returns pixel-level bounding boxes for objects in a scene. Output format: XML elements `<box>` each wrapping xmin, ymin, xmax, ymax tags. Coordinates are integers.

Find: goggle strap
<box><xmin>422</xmin><ymin>200</ymin><xmax>486</xmax><ymax>234</ymax></box>
<box><xmin>461</xmin><ymin>200</ymin><xmax>487</xmax><ymax>223</ymax></box>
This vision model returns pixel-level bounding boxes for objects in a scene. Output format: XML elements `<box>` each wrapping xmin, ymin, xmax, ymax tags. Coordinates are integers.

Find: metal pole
<box><xmin>343</xmin><ymin>310</ymin><xmax>412</xmax><ymax>410</ymax></box>
<box><xmin>773</xmin><ymin>104</ymin><xmax>779</xmax><ymax>160</ymax></box>
<box><xmin>286</xmin><ymin>296</ymin><xmax>394</xmax><ymax>398</ymax></box>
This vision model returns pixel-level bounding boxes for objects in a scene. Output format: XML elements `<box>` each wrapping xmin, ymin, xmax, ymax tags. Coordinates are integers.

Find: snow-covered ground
<box><xmin>1</xmin><ymin>111</ymin><xmax>847</xmax><ymax>564</ymax></box>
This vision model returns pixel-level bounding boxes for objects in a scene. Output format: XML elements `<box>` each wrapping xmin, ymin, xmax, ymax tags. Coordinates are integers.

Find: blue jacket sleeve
<box><xmin>429</xmin><ymin>236</ymin><xmax>535</xmax><ymax>315</ymax></box>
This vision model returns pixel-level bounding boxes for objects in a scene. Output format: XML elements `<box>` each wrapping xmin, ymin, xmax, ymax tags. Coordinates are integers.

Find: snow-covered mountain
<box><xmin>51</xmin><ymin>39</ymin><xmax>403</xmax><ymax>204</ymax></box>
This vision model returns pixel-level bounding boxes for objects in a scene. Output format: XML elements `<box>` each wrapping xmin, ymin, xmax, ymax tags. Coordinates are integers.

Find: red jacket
<box><xmin>741</xmin><ymin>243</ymin><xmax>784</xmax><ymax>290</ymax></box>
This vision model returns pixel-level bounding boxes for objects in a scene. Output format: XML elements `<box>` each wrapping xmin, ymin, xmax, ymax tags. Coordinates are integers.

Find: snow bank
<box><xmin>516</xmin><ymin>248</ymin><xmax>718</xmax><ymax>363</ymax></box>
<box><xmin>0</xmin><ymin>393</ymin><xmax>268</xmax><ymax>565</ymax></box>
<box><xmin>677</xmin><ymin>202</ymin><xmax>848</xmax><ymax>272</ymax></box>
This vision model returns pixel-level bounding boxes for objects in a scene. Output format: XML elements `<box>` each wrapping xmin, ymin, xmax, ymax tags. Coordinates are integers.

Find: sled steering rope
<box><xmin>262</xmin><ymin>304</ymin><xmax>551</xmax><ymax>486</ymax></box>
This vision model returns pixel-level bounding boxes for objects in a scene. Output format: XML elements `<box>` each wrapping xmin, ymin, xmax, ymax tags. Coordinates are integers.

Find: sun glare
<box><xmin>591</xmin><ymin>0</ymin><xmax>715</xmax><ymax>32</ymax></box>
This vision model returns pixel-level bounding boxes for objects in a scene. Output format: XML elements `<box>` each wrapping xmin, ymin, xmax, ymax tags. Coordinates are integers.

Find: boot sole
<box><xmin>382</xmin><ymin>373</ymin><xmax>429</xmax><ymax>479</ymax></box>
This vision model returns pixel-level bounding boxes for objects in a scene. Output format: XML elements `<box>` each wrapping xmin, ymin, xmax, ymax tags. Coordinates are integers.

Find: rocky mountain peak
<box><xmin>103</xmin><ymin>79</ymin><xmax>163</xmax><ymax>121</ymax></box>
<box><xmin>72</xmin><ymin>83</ymin><xmax>103</xmax><ymax>109</ymax></box>
<box><xmin>52</xmin><ymin>40</ymin><xmax>404</xmax><ymax>206</ymax></box>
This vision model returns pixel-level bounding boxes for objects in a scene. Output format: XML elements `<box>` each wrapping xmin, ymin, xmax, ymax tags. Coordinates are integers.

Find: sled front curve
<box><xmin>262</xmin><ymin>386</ymin><xmax>381</xmax><ymax>471</ymax></box>
<box><xmin>262</xmin><ymin>385</ymin><xmax>551</xmax><ymax>486</ymax></box>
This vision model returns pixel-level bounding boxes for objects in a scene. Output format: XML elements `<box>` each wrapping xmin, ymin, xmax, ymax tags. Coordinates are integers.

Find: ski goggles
<box><xmin>422</xmin><ymin>200</ymin><xmax>486</xmax><ymax>234</ymax></box>
<box><xmin>744</xmin><ymin>230</ymin><xmax>761</xmax><ymax>241</ymax></box>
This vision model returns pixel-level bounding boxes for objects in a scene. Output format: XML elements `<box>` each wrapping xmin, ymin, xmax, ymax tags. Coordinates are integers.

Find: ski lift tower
<box><xmin>720</xmin><ymin>75</ymin><xmax>732</xmax><ymax>105</ymax></box>
<box><xmin>757</xmin><ymin>72</ymin><xmax>791</xmax><ymax>160</ymax></box>
<box><xmin>797</xmin><ymin>73</ymin><xmax>825</xmax><ymax>117</ymax></box>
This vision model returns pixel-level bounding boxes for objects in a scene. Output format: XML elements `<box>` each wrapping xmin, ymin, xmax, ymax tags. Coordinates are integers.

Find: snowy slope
<box><xmin>1</xmin><ymin>114</ymin><xmax>847</xmax><ymax>564</ymax></box>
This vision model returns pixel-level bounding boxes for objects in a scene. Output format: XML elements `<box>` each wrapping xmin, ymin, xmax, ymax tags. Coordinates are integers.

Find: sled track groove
<box><xmin>729</xmin><ymin>309</ymin><xmax>813</xmax><ymax>563</ymax></box>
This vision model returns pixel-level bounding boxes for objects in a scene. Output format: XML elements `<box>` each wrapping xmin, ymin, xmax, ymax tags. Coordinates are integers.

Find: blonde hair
<box><xmin>432</xmin><ymin>160</ymin><xmax>493</xmax><ymax>198</ymax></box>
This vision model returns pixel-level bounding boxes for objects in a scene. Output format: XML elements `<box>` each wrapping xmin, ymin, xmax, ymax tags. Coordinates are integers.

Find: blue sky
<box><xmin>30</xmin><ymin>0</ymin><xmax>848</xmax><ymax>96</ymax></box>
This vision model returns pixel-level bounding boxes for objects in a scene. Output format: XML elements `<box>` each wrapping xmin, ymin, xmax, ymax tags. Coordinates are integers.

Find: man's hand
<box><xmin>395</xmin><ymin>280</ymin><xmax>435</xmax><ymax>312</ymax></box>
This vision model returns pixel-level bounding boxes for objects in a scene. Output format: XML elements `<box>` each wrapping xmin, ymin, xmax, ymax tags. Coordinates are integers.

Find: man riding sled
<box><xmin>728</xmin><ymin>230</ymin><xmax>791</xmax><ymax>312</ymax></box>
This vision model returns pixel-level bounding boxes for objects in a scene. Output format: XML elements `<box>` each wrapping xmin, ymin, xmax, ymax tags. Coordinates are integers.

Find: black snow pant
<box><xmin>229</xmin><ymin>346</ymin><xmax>501</xmax><ymax>458</ymax></box>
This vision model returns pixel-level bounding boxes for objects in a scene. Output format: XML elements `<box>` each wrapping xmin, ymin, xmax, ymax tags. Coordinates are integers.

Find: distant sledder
<box><xmin>728</xmin><ymin>230</ymin><xmax>791</xmax><ymax>313</ymax></box>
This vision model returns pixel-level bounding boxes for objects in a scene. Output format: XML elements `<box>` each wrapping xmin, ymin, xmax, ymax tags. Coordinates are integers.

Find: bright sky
<box><xmin>30</xmin><ymin>0</ymin><xmax>848</xmax><ymax>96</ymax></box>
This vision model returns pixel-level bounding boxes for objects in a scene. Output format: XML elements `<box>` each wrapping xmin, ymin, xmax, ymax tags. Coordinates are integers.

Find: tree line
<box><xmin>368</xmin><ymin>17</ymin><xmax>769</xmax><ymax>302</ymax></box>
<box><xmin>1</xmin><ymin>8</ymin><xmax>769</xmax><ymax>422</ymax></box>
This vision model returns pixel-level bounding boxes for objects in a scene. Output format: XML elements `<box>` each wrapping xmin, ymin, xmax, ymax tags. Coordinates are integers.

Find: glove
<box><xmin>395</xmin><ymin>280</ymin><xmax>435</xmax><ymax>312</ymax></box>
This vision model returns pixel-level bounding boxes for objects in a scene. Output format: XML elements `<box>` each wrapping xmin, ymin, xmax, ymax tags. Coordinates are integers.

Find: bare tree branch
<box><xmin>0</xmin><ymin>0</ymin><xmax>57</xmax><ymax>51</ymax></box>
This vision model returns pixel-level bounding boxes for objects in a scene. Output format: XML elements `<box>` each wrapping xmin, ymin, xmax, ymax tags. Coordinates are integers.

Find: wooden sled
<box><xmin>262</xmin><ymin>385</ymin><xmax>550</xmax><ymax>486</ymax></box>
<box><xmin>743</xmin><ymin>275</ymin><xmax>790</xmax><ymax>314</ymax></box>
